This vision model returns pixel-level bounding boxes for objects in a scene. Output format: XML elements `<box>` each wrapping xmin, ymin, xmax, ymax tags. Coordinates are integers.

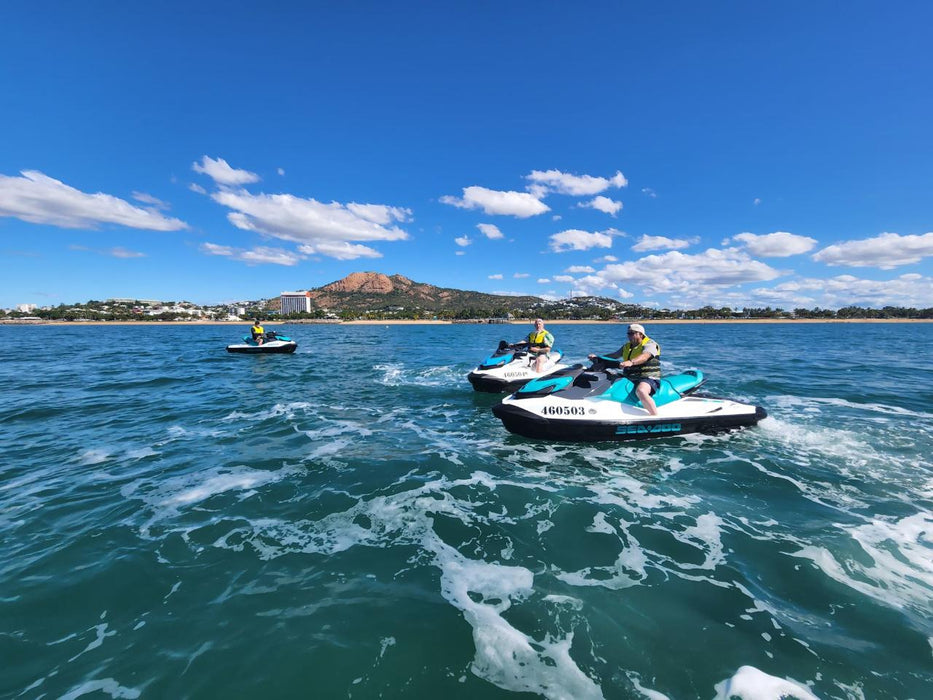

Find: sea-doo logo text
<box><xmin>615</xmin><ymin>423</ymin><xmax>681</xmax><ymax>435</ymax></box>
<box><xmin>542</xmin><ymin>405</ymin><xmax>585</xmax><ymax>416</ymax></box>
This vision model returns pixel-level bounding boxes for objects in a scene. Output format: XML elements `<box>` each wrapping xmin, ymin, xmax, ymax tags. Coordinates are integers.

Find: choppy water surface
<box><xmin>1</xmin><ymin>322</ymin><xmax>931</xmax><ymax>699</ymax></box>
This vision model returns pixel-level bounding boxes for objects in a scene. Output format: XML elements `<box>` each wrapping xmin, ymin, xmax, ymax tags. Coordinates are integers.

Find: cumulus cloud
<box><xmin>192</xmin><ymin>156</ymin><xmax>260</xmax><ymax>186</ymax></box>
<box><xmin>297</xmin><ymin>241</ymin><xmax>382</xmax><ymax>260</ymax></box>
<box><xmin>812</xmin><ymin>232</ymin><xmax>933</xmax><ymax>269</ymax></box>
<box><xmin>537</xmin><ymin>278</ymin><xmax>551</xmax><ymax>283</ymax></box>
<box><xmin>0</xmin><ymin>170</ymin><xmax>188</xmax><ymax>231</ymax></box>
<box><xmin>455</xmin><ymin>235</ymin><xmax>472</xmax><ymax>247</ymax></box>
<box><xmin>200</xmin><ymin>242</ymin><xmax>304</xmax><ymax>266</ymax></box>
<box><xmin>750</xmin><ymin>273</ymin><xmax>933</xmax><ymax>309</ymax></box>
<box><xmin>591</xmin><ymin>248</ymin><xmax>782</xmax><ymax>298</ymax></box>
<box><xmin>580</xmin><ymin>196</ymin><xmax>623</xmax><ymax>216</ymax></box>
<box><xmin>477</xmin><ymin>223</ymin><xmax>504</xmax><ymax>239</ymax></box>
<box><xmin>632</xmin><ymin>234</ymin><xmax>692</xmax><ymax>252</ymax></box>
<box><xmin>207</xmin><ymin>189</ymin><xmax>410</xmax><ymax>260</ymax></box>
<box><xmin>553</xmin><ymin>275</ymin><xmax>574</xmax><ymax>283</ymax></box>
<box><xmin>565</xmin><ymin>265</ymin><xmax>595</xmax><ymax>273</ymax></box>
<box><xmin>440</xmin><ymin>186</ymin><xmax>549</xmax><ymax>218</ymax></box>
<box><xmin>730</xmin><ymin>231</ymin><xmax>817</xmax><ymax>257</ymax></box>
<box><xmin>189</xmin><ymin>183</ymin><xmax>207</xmax><ymax>195</ymax></box>
<box><xmin>595</xmin><ymin>255</ymin><xmax>617</xmax><ymax>263</ymax></box>
<box><xmin>513</xmin><ymin>272</ymin><xmax>530</xmax><ymax>278</ymax></box>
<box><xmin>549</xmin><ymin>228</ymin><xmax>615</xmax><ymax>253</ymax></box>
<box><xmin>488</xmin><ymin>273</ymin><xmax>503</xmax><ymax>280</ymax></box>
<box><xmin>526</xmin><ymin>169</ymin><xmax>627</xmax><ymax>196</ymax></box>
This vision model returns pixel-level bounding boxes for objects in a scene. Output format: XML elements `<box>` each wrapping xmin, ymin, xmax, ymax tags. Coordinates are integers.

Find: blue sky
<box><xmin>1</xmin><ymin>1</ymin><xmax>931</xmax><ymax>310</ymax></box>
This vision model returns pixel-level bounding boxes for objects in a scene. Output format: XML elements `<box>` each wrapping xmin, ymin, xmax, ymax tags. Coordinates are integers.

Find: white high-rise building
<box><xmin>280</xmin><ymin>291</ymin><xmax>312</xmax><ymax>315</ymax></box>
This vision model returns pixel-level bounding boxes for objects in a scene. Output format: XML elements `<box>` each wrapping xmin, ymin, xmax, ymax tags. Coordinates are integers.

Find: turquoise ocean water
<box><xmin>2</xmin><ymin>322</ymin><xmax>931</xmax><ymax>699</ymax></box>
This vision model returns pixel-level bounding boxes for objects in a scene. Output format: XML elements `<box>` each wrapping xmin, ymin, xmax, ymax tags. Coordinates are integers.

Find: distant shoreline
<box><xmin>2</xmin><ymin>318</ymin><xmax>930</xmax><ymax>326</ymax></box>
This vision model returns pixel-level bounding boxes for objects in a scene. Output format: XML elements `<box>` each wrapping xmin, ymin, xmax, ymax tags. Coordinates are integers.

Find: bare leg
<box><xmin>535</xmin><ymin>353</ymin><xmax>547</xmax><ymax>373</ymax></box>
<box><xmin>636</xmin><ymin>382</ymin><xmax>658</xmax><ymax>416</ymax></box>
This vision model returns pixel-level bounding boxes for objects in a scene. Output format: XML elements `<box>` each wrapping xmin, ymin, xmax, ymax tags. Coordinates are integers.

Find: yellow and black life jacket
<box><xmin>623</xmin><ymin>335</ymin><xmax>661</xmax><ymax>379</ymax></box>
<box><xmin>251</xmin><ymin>324</ymin><xmax>264</xmax><ymax>338</ymax></box>
<box><xmin>527</xmin><ymin>329</ymin><xmax>554</xmax><ymax>349</ymax></box>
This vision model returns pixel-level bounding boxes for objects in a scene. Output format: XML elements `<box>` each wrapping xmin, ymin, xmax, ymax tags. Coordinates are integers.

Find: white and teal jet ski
<box><xmin>226</xmin><ymin>330</ymin><xmax>297</xmax><ymax>354</ymax></box>
<box><xmin>492</xmin><ymin>362</ymin><xmax>766</xmax><ymax>441</ymax></box>
<box><xmin>468</xmin><ymin>340</ymin><xmax>568</xmax><ymax>393</ymax></box>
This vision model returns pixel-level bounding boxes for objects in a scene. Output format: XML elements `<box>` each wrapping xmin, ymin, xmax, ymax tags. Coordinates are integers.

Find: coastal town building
<box><xmin>280</xmin><ymin>291</ymin><xmax>313</xmax><ymax>315</ymax></box>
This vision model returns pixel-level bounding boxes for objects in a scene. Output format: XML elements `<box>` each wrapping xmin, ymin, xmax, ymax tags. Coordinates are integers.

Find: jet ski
<box><xmin>468</xmin><ymin>340</ymin><xmax>569</xmax><ymax>393</ymax></box>
<box><xmin>226</xmin><ymin>330</ymin><xmax>297</xmax><ymax>354</ymax></box>
<box><xmin>492</xmin><ymin>361</ymin><xmax>766</xmax><ymax>441</ymax></box>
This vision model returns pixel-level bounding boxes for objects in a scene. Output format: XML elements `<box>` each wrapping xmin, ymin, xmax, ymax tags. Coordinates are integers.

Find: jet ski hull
<box><xmin>468</xmin><ymin>346</ymin><xmax>567</xmax><ymax>393</ymax></box>
<box><xmin>492</xmin><ymin>398</ymin><xmax>767</xmax><ymax>442</ymax></box>
<box><xmin>226</xmin><ymin>340</ymin><xmax>297</xmax><ymax>354</ymax></box>
<box><xmin>491</xmin><ymin>365</ymin><xmax>766</xmax><ymax>442</ymax></box>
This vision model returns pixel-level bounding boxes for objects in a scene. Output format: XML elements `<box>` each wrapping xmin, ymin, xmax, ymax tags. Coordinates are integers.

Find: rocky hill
<box><xmin>302</xmin><ymin>272</ymin><xmax>543</xmax><ymax>316</ymax></box>
<box><xmin>277</xmin><ymin>272</ymin><xmax>641</xmax><ymax>320</ymax></box>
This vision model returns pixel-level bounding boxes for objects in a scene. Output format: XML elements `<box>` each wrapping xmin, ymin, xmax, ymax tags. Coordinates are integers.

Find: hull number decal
<box><xmin>616</xmin><ymin>423</ymin><xmax>682</xmax><ymax>435</ymax></box>
<box><xmin>542</xmin><ymin>405</ymin><xmax>586</xmax><ymax>416</ymax></box>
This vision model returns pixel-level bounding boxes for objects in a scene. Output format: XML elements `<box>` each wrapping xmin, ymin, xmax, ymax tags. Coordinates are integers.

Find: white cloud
<box><xmin>440</xmin><ymin>186</ymin><xmax>549</xmax><ymax>218</ymax></box>
<box><xmin>0</xmin><ymin>171</ymin><xmax>188</xmax><ymax>231</ymax></box>
<box><xmin>537</xmin><ymin>278</ymin><xmax>551</xmax><ymax>283</ymax></box>
<box><xmin>131</xmin><ymin>192</ymin><xmax>168</xmax><ymax>210</ymax></box>
<box><xmin>488</xmin><ymin>273</ymin><xmax>503</xmax><ymax>280</ymax></box>
<box><xmin>526</xmin><ymin>169</ymin><xmax>627</xmax><ymax>196</ymax></box>
<box><xmin>595</xmin><ymin>255</ymin><xmax>617</xmax><ymax>263</ymax></box>
<box><xmin>632</xmin><ymin>234</ymin><xmax>692</xmax><ymax>252</ymax></box>
<box><xmin>730</xmin><ymin>231</ymin><xmax>817</xmax><ymax>257</ymax></box>
<box><xmin>277</xmin><ymin>168</ymin><xmax>285</xmax><ymax>176</ymax></box>
<box><xmin>642</xmin><ymin>188</ymin><xmax>657</xmax><ymax>198</ymax></box>
<box><xmin>749</xmin><ymin>273</ymin><xmax>933</xmax><ymax>309</ymax></box>
<box><xmin>297</xmin><ymin>241</ymin><xmax>381</xmax><ymax>260</ymax></box>
<box><xmin>580</xmin><ymin>196</ymin><xmax>623</xmax><ymax>216</ymax></box>
<box><xmin>201</xmin><ymin>242</ymin><xmax>304</xmax><ymax>266</ymax></box>
<box><xmin>549</xmin><ymin>228</ymin><xmax>615</xmax><ymax>253</ymax></box>
<box><xmin>455</xmin><ymin>235</ymin><xmax>472</xmax><ymax>247</ymax></box>
<box><xmin>753</xmin><ymin>197</ymin><xmax>762</xmax><ymax>206</ymax></box>
<box><xmin>477</xmin><ymin>223</ymin><xmax>504</xmax><ymax>239</ymax></box>
<box><xmin>812</xmin><ymin>232</ymin><xmax>933</xmax><ymax>269</ymax></box>
<box><xmin>565</xmin><ymin>265</ymin><xmax>595</xmax><ymax>273</ymax></box>
<box><xmin>594</xmin><ymin>248</ymin><xmax>782</xmax><ymax>297</ymax></box>
<box><xmin>209</xmin><ymin>189</ymin><xmax>409</xmax><ymax>260</ymax></box>
<box><xmin>514</xmin><ymin>272</ymin><xmax>530</xmax><ymax>278</ymax></box>
<box><xmin>109</xmin><ymin>246</ymin><xmax>146</xmax><ymax>258</ymax></box>
<box><xmin>189</xmin><ymin>183</ymin><xmax>207</xmax><ymax>195</ymax></box>
<box><xmin>553</xmin><ymin>275</ymin><xmax>574</xmax><ymax>283</ymax></box>
<box><xmin>455</xmin><ymin>251</ymin><xmax>466</xmax><ymax>256</ymax></box>
<box><xmin>192</xmin><ymin>156</ymin><xmax>260</xmax><ymax>186</ymax></box>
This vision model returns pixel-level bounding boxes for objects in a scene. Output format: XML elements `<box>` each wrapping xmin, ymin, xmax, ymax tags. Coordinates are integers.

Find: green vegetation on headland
<box><xmin>3</xmin><ymin>297</ymin><xmax>931</xmax><ymax>322</ymax></box>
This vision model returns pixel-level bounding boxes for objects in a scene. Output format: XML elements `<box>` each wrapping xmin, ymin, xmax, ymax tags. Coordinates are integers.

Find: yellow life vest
<box><xmin>623</xmin><ymin>335</ymin><xmax>661</xmax><ymax>378</ymax></box>
<box><xmin>251</xmin><ymin>324</ymin><xmax>264</xmax><ymax>337</ymax></box>
<box><xmin>527</xmin><ymin>330</ymin><xmax>554</xmax><ymax>348</ymax></box>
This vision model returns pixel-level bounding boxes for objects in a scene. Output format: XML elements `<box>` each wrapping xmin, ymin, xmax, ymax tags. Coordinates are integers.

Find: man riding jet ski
<box><xmin>491</xmin><ymin>322</ymin><xmax>765</xmax><ymax>441</ymax></box>
<box><xmin>468</xmin><ymin>318</ymin><xmax>567</xmax><ymax>392</ymax></box>
<box><xmin>226</xmin><ymin>329</ymin><xmax>298</xmax><ymax>354</ymax></box>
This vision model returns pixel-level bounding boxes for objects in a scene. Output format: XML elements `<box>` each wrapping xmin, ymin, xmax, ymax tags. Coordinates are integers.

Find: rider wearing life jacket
<box><xmin>516</xmin><ymin>318</ymin><xmax>554</xmax><ymax>373</ymax></box>
<box><xmin>589</xmin><ymin>323</ymin><xmax>661</xmax><ymax>415</ymax></box>
<box><xmin>250</xmin><ymin>319</ymin><xmax>265</xmax><ymax>345</ymax></box>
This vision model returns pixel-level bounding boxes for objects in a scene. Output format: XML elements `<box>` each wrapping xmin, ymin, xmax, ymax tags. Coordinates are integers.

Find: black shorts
<box><xmin>634</xmin><ymin>377</ymin><xmax>661</xmax><ymax>394</ymax></box>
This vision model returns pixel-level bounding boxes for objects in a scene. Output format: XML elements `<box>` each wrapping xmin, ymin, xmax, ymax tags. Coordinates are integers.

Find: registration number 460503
<box><xmin>541</xmin><ymin>405</ymin><xmax>585</xmax><ymax>416</ymax></box>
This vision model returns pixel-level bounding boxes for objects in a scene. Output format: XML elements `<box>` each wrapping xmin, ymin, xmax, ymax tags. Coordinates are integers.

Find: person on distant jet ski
<box><xmin>588</xmin><ymin>323</ymin><xmax>660</xmax><ymax>415</ymax></box>
<box><xmin>250</xmin><ymin>318</ymin><xmax>265</xmax><ymax>345</ymax></box>
<box><xmin>512</xmin><ymin>318</ymin><xmax>554</xmax><ymax>373</ymax></box>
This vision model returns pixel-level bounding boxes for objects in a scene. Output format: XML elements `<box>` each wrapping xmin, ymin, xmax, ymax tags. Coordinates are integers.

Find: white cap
<box><xmin>628</xmin><ymin>323</ymin><xmax>645</xmax><ymax>334</ymax></box>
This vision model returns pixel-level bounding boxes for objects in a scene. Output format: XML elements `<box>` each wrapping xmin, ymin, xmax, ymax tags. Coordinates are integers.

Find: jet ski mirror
<box><xmin>497</xmin><ymin>339</ymin><xmax>509</xmax><ymax>351</ymax></box>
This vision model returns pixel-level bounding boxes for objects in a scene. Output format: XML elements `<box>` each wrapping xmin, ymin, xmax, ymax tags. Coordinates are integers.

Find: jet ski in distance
<box><xmin>492</xmin><ymin>361</ymin><xmax>766</xmax><ymax>441</ymax></box>
<box><xmin>468</xmin><ymin>340</ymin><xmax>568</xmax><ymax>393</ymax></box>
<box><xmin>226</xmin><ymin>330</ymin><xmax>298</xmax><ymax>354</ymax></box>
